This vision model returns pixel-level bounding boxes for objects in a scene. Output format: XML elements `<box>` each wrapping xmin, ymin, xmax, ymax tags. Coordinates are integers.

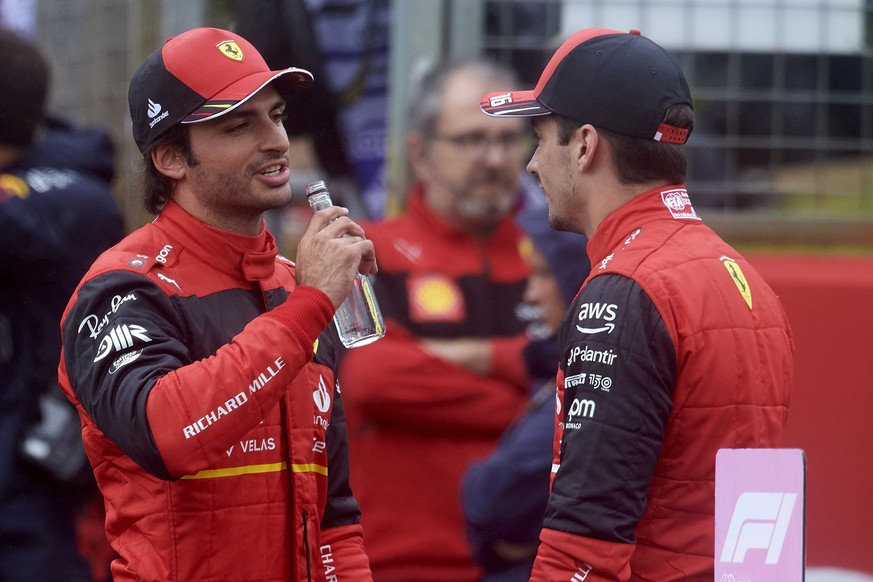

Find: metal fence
<box><xmin>473</xmin><ymin>0</ymin><xmax>873</xmax><ymax>246</ymax></box>
<box><xmin>24</xmin><ymin>0</ymin><xmax>873</xmax><ymax>247</ymax></box>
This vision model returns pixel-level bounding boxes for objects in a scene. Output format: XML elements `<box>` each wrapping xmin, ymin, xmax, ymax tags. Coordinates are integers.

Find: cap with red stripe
<box><xmin>129</xmin><ymin>27</ymin><xmax>313</xmax><ymax>154</ymax></box>
<box><xmin>480</xmin><ymin>28</ymin><xmax>692</xmax><ymax>144</ymax></box>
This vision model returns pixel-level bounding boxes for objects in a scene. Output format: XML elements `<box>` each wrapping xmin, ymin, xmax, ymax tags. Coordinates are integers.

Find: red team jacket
<box><xmin>339</xmin><ymin>185</ymin><xmax>531</xmax><ymax>581</ymax></box>
<box><xmin>533</xmin><ymin>187</ymin><xmax>793</xmax><ymax>581</ymax></box>
<box><xmin>58</xmin><ymin>200</ymin><xmax>371</xmax><ymax>582</ymax></box>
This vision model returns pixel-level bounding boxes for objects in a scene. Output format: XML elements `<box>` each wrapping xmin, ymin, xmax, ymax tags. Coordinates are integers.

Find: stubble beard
<box><xmin>456</xmin><ymin>170</ymin><xmax>518</xmax><ymax>223</ymax></box>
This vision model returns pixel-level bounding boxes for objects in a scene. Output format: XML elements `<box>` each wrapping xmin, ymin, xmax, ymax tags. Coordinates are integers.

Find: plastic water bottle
<box><xmin>305</xmin><ymin>180</ymin><xmax>385</xmax><ymax>348</ymax></box>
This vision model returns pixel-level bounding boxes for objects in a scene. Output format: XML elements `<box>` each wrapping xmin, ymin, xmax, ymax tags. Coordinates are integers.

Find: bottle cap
<box><xmin>306</xmin><ymin>180</ymin><xmax>327</xmax><ymax>197</ymax></box>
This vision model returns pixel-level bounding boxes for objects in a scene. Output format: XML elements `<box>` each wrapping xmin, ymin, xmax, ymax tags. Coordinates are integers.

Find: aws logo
<box><xmin>575</xmin><ymin>302</ymin><xmax>617</xmax><ymax>334</ymax></box>
<box><xmin>720</xmin><ymin>255</ymin><xmax>752</xmax><ymax>310</ymax></box>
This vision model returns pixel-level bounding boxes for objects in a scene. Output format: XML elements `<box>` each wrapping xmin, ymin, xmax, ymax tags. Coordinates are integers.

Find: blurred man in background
<box><xmin>463</xmin><ymin>197</ymin><xmax>590</xmax><ymax>581</ymax></box>
<box><xmin>0</xmin><ymin>27</ymin><xmax>125</xmax><ymax>580</ymax></box>
<box><xmin>338</xmin><ymin>58</ymin><xmax>537</xmax><ymax>581</ymax></box>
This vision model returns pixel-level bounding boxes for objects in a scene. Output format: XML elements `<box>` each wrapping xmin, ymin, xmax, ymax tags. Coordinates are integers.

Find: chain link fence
<box><xmin>477</xmin><ymin>0</ymin><xmax>873</xmax><ymax>247</ymax></box>
<box><xmin>25</xmin><ymin>0</ymin><xmax>873</xmax><ymax>248</ymax></box>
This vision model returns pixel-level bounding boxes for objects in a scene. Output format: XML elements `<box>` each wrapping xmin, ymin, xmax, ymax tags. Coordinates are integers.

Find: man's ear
<box><xmin>406</xmin><ymin>133</ymin><xmax>430</xmax><ymax>180</ymax></box>
<box><xmin>576</xmin><ymin>124</ymin><xmax>600</xmax><ymax>173</ymax></box>
<box><xmin>151</xmin><ymin>143</ymin><xmax>186</xmax><ymax>180</ymax></box>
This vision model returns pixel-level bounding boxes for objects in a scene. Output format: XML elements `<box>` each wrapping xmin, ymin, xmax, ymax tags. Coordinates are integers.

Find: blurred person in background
<box><xmin>56</xmin><ymin>27</ymin><xmax>374</xmax><ymax>581</ymax></box>
<box><xmin>462</xmin><ymin>197</ymin><xmax>590</xmax><ymax>582</ymax></box>
<box><xmin>235</xmin><ymin>0</ymin><xmax>391</xmax><ymax>220</ymax></box>
<box><xmin>338</xmin><ymin>58</ymin><xmax>538</xmax><ymax>581</ymax></box>
<box><xmin>0</xmin><ymin>27</ymin><xmax>125</xmax><ymax>580</ymax></box>
<box><xmin>481</xmin><ymin>28</ymin><xmax>793</xmax><ymax>580</ymax></box>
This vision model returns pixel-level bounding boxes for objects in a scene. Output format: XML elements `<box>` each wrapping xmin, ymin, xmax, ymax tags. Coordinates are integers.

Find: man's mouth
<box><xmin>261</xmin><ymin>164</ymin><xmax>283</xmax><ymax>177</ymax></box>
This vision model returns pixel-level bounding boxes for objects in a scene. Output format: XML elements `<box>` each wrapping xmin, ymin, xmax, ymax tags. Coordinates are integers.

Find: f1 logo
<box><xmin>719</xmin><ymin>491</ymin><xmax>796</xmax><ymax>565</ymax></box>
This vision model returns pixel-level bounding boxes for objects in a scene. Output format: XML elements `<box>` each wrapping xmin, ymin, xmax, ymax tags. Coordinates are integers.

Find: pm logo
<box><xmin>720</xmin><ymin>491</ymin><xmax>796</xmax><ymax>565</ymax></box>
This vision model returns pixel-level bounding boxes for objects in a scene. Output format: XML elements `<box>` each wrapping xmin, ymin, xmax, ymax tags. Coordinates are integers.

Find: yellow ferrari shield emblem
<box><xmin>217</xmin><ymin>40</ymin><xmax>244</xmax><ymax>61</ymax></box>
<box><xmin>721</xmin><ymin>256</ymin><xmax>752</xmax><ymax>310</ymax></box>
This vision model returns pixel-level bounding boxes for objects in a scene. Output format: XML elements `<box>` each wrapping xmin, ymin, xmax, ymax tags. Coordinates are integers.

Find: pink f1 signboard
<box><xmin>715</xmin><ymin>448</ymin><xmax>806</xmax><ymax>581</ymax></box>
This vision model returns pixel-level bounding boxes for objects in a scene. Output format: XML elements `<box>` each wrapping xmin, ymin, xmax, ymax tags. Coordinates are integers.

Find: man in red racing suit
<box><xmin>481</xmin><ymin>28</ymin><xmax>793</xmax><ymax>580</ymax></box>
<box><xmin>541</xmin><ymin>186</ymin><xmax>793</xmax><ymax>580</ymax></box>
<box><xmin>57</xmin><ymin>27</ymin><xmax>373</xmax><ymax>581</ymax></box>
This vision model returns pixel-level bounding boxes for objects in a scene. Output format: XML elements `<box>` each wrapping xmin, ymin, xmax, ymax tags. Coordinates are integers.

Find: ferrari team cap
<box><xmin>129</xmin><ymin>27</ymin><xmax>313</xmax><ymax>153</ymax></box>
<box><xmin>480</xmin><ymin>28</ymin><xmax>692</xmax><ymax>144</ymax></box>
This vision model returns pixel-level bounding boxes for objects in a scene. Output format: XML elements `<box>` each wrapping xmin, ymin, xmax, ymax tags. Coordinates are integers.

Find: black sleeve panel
<box><xmin>545</xmin><ymin>273</ymin><xmax>676</xmax><ymax>543</ymax></box>
<box><xmin>62</xmin><ymin>271</ymin><xmax>190</xmax><ymax>479</ymax></box>
<box><xmin>371</xmin><ymin>270</ymin><xmax>528</xmax><ymax>338</ymax></box>
<box><xmin>320</xmin><ymin>376</ymin><xmax>363</xmax><ymax>529</ymax></box>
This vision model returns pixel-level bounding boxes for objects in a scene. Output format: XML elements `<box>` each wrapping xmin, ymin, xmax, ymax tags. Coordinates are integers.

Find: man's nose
<box><xmin>263</xmin><ymin>119</ymin><xmax>290</xmax><ymax>152</ymax></box>
<box><xmin>526</xmin><ymin>155</ymin><xmax>538</xmax><ymax>176</ymax></box>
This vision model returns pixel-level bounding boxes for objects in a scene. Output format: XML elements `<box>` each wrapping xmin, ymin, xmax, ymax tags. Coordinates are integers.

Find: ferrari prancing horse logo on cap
<box><xmin>217</xmin><ymin>40</ymin><xmax>243</xmax><ymax>62</ymax></box>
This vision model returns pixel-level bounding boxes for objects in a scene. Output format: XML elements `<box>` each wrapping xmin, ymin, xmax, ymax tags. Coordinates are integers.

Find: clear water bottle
<box><xmin>305</xmin><ymin>180</ymin><xmax>385</xmax><ymax>348</ymax></box>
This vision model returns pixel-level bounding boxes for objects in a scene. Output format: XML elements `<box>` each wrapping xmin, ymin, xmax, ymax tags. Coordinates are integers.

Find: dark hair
<box><xmin>141</xmin><ymin>123</ymin><xmax>196</xmax><ymax>215</ymax></box>
<box><xmin>0</xmin><ymin>28</ymin><xmax>50</xmax><ymax>147</ymax></box>
<box><xmin>556</xmin><ymin>104</ymin><xmax>694</xmax><ymax>185</ymax></box>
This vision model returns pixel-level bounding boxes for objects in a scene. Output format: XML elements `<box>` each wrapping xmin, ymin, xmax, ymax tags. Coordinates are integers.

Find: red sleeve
<box><xmin>531</xmin><ymin>528</ymin><xmax>635</xmax><ymax>582</ymax></box>
<box><xmin>147</xmin><ymin>286</ymin><xmax>333</xmax><ymax>476</ymax></box>
<box><xmin>488</xmin><ymin>334</ymin><xmax>529</xmax><ymax>385</ymax></box>
<box><xmin>339</xmin><ymin>324</ymin><xmax>526</xmax><ymax>435</ymax></box>
<box><xmin>317</xmin><ymin>523</ymin><xmax>372</xmax><ymax>582</ymax></box>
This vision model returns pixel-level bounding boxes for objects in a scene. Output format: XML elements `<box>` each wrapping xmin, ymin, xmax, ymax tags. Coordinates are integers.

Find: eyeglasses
<box><xmin>432</xmin><ymin>131</ymin><xmax>528</xmax><ymax>158</ymax></box>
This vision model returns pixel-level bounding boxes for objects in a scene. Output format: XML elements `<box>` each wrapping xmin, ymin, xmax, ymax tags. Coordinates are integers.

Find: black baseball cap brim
<box><xmin>480</xmin><ymin>28</ymin><xmax>692</xmax><ymax>144</ymax></box>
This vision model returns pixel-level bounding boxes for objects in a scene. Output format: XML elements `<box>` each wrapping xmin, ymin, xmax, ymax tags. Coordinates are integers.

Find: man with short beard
<box><xmin>338</xmin><ymin>58</ymin><xmax>540</xmax><ymax>582</ymax></box>
<box><xmin>57</xmin><ymin>27</ymin><xmax>374</xmax><ymax>581</ymax></box>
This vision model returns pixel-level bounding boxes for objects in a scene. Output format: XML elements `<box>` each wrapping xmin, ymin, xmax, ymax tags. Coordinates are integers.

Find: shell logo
<box><xmin>409</xmin><ymin>274</ymin><xmax>464</xmax><ymax>322</ymax></box>
<box><xmin>0</xmin><ymin>174</ymin><xmax>29</xmax><ymax>201</ymax></box>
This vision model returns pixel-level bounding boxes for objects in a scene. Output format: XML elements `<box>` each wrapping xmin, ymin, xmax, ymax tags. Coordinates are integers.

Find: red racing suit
<box><xmin>57</xmin><ymin>200</ymin><xmax>371</xmax><ymax>582</ymax></box>
<box><xmin>532</xmin><ymin>186</ymin><xmax>793</xmax><ymax>581</ymax></box>
<box><xmin>338</xmin><ymin>184</ymin><xmax>531</xmax><ymax>581</ymax></box>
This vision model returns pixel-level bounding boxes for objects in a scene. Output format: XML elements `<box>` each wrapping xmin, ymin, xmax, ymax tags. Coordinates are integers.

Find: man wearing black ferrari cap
<box><xmin>57</xmin><ymin>27</ymin><xmax>374</xmax><ymax>581</ymax></box>
<box><xmin>482</xmin><ymin>28</ymin><xmax>794</xmax><ymax>581</ymax></box>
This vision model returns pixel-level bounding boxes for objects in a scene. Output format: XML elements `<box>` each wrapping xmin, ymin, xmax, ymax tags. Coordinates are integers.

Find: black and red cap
<box><xmin>480</xmin><ymin>28</ymin><xmax>692</xmax><ymax>144</ymax></box>
<box><xmin>129</xmin><ymin>27</ymin><xmax>313</xmax><ymax>154</ymax></box>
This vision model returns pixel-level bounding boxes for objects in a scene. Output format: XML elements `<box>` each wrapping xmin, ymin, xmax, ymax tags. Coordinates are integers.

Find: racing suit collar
<box><xmin>157</xmin><ymin>199</ymin><xmax>278</xmax><ymax>282</ymax></box>
<box><xmin>586</xmin><ymin>185</ymin><xmax>696</xmax><ymax>267</ymax></box>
